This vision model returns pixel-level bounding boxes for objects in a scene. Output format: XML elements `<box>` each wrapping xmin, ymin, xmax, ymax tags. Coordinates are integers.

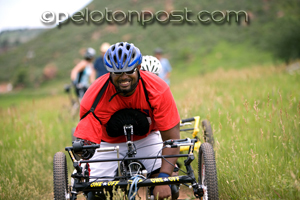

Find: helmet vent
<box><xmin>113</xmin><ymin>55</ymin><xmax>117</xmax><ymax>63</ymax></box>
<box><xmin>112</xmin><ymin>45</ymin><xmax>115</xmax><ymax>51</ymax></box>
<box><xmin>132</xmin><ymin>52</ymin><xmax>135</xmax><ymax>58</ymax></box>
<box><xmin>126</xmin><ymin>44</ymin><xmax>131</xmax><ymax>50</ymax></box>
<box><xmin>124</xmin><ymin>54</ymin><xmax>127</xmax><ymax>63</ymax></box>
<box><xmin>118</xmin><ymin>49</ymin><xmax>122</xmax><ymax>59</ymax></box>
<box><xmin>106</xmin><ymin>54</ymin><xmax>111</xmax><ymax>64</ymax></box>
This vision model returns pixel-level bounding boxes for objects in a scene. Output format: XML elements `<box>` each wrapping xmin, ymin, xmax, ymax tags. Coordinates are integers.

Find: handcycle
<box><xmin>179</xmin><ymin>116</ymin><xmax>214</xmax><ymax>152</ymax></box>
<box><xmin>64</xmin><ymin>82</ymin><xmax>88</xmax><ymax>141</ymax></box>
<box><xmin>64</xmin><ymin>83</ymin><xmax>88</xmax><ymax>119</ymax></box>
<box><xmin>53</xmin><ymin>117</ymin><xmax>219</xmax><ymax>200</ymax></box>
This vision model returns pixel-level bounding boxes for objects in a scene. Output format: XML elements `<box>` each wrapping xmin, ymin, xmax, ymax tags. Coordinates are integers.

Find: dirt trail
<box><xmin>177</xmin><ymin>186</ymin><xmax>195</xmax><ymax>199</ymax></box>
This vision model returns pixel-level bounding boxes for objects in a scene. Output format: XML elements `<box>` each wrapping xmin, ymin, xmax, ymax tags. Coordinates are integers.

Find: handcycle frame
<box><xmin>180</xmin><ymin>116</ymin><xmax>214</xmax><ymax>151</ymax></box>
<box><xmin>65</xmin><ymin>139</ymin><xmax>203</xmax><ymax>200</ymax></box>
<box><xmin>54</xmin><ymin>116</ymin><xmax>217</xmax><ymax>200</ymax></box>
<box><xmin>64</xmin><ymin>83</ymin><xmax>86</xmax><ymax>105</ymax></box>
<box><xmin>180</xmin><ymin>116</ymin><xmax>201</xmax><ymax>152</ymax></box>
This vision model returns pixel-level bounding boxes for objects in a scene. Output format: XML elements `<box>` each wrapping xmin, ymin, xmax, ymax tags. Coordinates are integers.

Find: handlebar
<box><xmin>180</xmin><ymin>116</ymin><xmax>200</xmax><ymax>139</ymax></box>
<box><xmin>66</xmin><ymin>138</ymin><xmax>197</xmax><ymax>152</ymax></box>
<box><xmin>65</xmin><ymin>144</ymin><xmax>100</xmax><ymax>151</ymax></box>
<box><xmin>181</xmin><ymin>117</ymin><xmax>195</xmax><ymax>123</ymax></box>
<box><xmin>164</xmin><ymin>138</ymin><xmax>198</xmax><ymax>148</ymax></box>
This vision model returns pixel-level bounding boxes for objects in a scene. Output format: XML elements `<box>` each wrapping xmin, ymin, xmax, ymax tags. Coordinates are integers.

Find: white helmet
<box><xmin>141</xmin><ymin>55</ymin><xmax>162</xmax><ymax>75</ymax></box>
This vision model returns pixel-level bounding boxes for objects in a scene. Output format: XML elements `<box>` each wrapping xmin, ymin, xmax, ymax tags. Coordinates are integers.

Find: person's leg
<box><xmin>135</xmin><ymin>131</ymin><xmax>163</xmax><ymax>175</ymax></box>
<box><xmin>87</xmin><ymin>142</ymin><xmax>128</xmax><ymax>200</ymax></box>
<box><xmin>89</xmin><ymin>142</ymin><xmax>128</xmax><ymax>181</ymax></box>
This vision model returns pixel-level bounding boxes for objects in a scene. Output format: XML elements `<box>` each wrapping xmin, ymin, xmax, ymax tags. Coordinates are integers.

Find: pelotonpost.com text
<box><xmin>41</xmin><ymin>7</ymin><xmax>249</xmax><ymax>28</ymax></box>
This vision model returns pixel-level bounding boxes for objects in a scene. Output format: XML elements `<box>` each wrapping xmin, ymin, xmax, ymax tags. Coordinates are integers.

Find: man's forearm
<box><xmin>160</xmin><ymin>146</ymin><xmax>180</xmax><ymax>175</ymax></box>
<box><xmin>159</xmin><ymin>123</ymin><xmax>180</xmax><ymax>176</ymax></box>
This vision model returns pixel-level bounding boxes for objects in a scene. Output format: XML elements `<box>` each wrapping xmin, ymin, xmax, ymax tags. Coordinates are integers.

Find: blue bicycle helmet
<box><xmin>104</xmin><ymin>42</ymin><xmax>142</xmax><ymax>72</ymax></box>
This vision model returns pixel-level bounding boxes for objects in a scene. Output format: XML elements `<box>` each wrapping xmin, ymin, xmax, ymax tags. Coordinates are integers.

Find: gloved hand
<box><xmin>72</xmin><ymin>139</ymin><xmax>96</xmax><ymax>160</ymax></box>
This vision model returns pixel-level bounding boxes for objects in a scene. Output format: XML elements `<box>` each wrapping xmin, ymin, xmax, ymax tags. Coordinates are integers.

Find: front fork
<box><xmin>184</xmin><ymin>145</ymin><xmax>204</xmax><ymax>199</ymax></box>
<box><xmin>66</xmin><ymin>149</ymin><xmax>87</xmax><ymax>200</ymax></box>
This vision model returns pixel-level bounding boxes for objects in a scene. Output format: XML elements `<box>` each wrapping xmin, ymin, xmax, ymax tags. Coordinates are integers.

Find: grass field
<box><xmin>0</xmin><ymin>64</ymin><xmax>299</xmax><ymax>199</ymax></box>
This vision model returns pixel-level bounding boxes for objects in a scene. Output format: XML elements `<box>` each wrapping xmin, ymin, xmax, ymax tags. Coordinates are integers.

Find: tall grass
<box><xmin>0</xmin><ymin>65</ymin><xmax>299</xmax><ymax>199</ymax></box>
<box><xmin>174</xmin><ymin>65</ymin><xmax>300</xmax><ymax>199</ymax></box>
<box><xmin>0</xmin><ymin>95</ymin><xmax>76</xmax><ymax>199</ymax></box>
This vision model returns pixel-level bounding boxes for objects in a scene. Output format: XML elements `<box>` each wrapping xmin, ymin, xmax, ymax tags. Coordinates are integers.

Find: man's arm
<box><xmin>90</xmin><ymin>64</ymin><xmax>96</xmax><ymax>83</ymax></box>
<box><xmin>71</xmin><ymin>60</ymin><xmax>86</xmax><ymax>81</ymax></box>
<box><xmin>153</xmin><ymin>123</ymin><xmax>180</xmax><ymax>200</ymax></box>
<box><xmin>159</xmin><ymin>123</ymin><xmax>180</xmax><ymax>175</ymax></box>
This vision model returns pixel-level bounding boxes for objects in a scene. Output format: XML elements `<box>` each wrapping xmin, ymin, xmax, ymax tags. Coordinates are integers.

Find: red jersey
<box><xmin>74</xmin><ymin>71</ymin><xmax>180</xmax><ymax>144</ymax></box>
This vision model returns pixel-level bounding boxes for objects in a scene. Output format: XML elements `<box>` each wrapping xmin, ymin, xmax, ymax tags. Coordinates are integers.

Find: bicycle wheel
<box><xmin>202</xmin><ymin>120</ymin><xmax>214</xmax><ymax>147</ymax></box>
<box><xmin>53</xmin><ymin>152</ymin><xmax>70</xmax><ymax>200</ymax></box>
<box><xmin>198</xmin><ymin>143</ymin><xmax>219</xmax><ymax>200</ymax></box>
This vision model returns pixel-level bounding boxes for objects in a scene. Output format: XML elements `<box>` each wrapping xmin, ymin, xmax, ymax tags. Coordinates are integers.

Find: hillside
<box><xmin>0</xmin><ymin>28</ymin><xmax>45</xmax><ymax>54</ymax></box>
<box><xmin>0</xmin><ymin>0</ymin><xmax>298</xmax><ymax>87</ymax></box>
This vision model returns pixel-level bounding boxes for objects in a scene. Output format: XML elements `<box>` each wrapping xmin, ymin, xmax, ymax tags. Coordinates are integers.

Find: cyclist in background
<box><xmin>94</xmin><ymin>42</ymin><xmax>110</xmax><ymax>78</ymax></box>
<box><xmin>140</xmin><ymin>55</ymin><xmax>162</xmax><ymax>76</ymax></box>
<box><xmin>154</xmin><ymin>48</ymin><xmax>172</xmax><ymax>86</ymax></box>
<box><xmin>71</xmin><ymin>47</ymin><xmax>96</xmax><ymax>101</ymax></box>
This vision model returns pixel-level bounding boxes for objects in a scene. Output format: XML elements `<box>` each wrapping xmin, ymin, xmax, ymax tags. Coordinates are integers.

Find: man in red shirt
<box><xmin>73</xmin><ymin>42</ymin><xmax>180</xmax><ymax>200</ymax></box>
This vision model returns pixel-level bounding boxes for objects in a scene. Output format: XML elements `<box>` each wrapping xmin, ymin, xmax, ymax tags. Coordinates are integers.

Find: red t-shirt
<box><xmin>74</xmin><ymin>71</ymin><xmax>180</xmax><ymax>144</ymax></box>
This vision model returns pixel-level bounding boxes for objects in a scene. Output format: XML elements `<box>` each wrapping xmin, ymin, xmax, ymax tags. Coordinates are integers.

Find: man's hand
<box><xmin>72</xmin><ymin>139</ymin><xmax>96</xmax><ymax>160</ymax></box>
<box><xmin>153</xmin><ymin>185</ymin><xmax>171</xmax><ymax>200</ymax></box>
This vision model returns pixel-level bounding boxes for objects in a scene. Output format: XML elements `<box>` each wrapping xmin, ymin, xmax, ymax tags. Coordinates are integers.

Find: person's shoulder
<box><xmin>140</xmin><ymin>71</ymin><xmax>169</xmax><ymax>94</ymax></box>
<box><xmin>161</xmin><ymin>58</ymin><xmax>171</xmax><ymax>64</ymax></box>
<box><xmin>78</xmin><ymin>59</ymin><xmax>88</xmax><ymax>66</ymax></box>
<box><xmin>73</xmin><ymin>60</ymin><xmax>88</xmax><ymax>71</ymax></box>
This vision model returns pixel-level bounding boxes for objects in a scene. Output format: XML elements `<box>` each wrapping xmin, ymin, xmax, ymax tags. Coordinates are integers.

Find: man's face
<box><xmin>110</xmin><ymin>65</ymin><xmax>141</xmax><ymax>96</ymax></box>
